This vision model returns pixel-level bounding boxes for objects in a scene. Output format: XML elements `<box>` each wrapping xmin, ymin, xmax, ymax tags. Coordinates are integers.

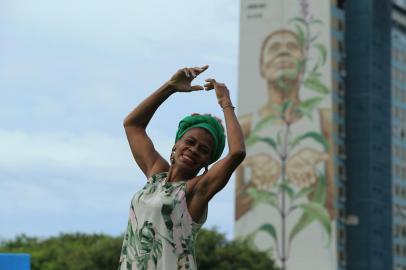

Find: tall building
<box><xmin>344</xmin><ymin>0</ymin><xmax>392</xmax><ymax>270</ymax></box>
<box><xmin>391</xmin><ymin>1</ymin><xmax>406</xmax><ymax>269</ymax></box>
<box><xmin>235</xmin><ymin>0</ymin><xmax>397</xmax><ymax>269</ymax></box>
<box><xmin>235</xmin><ymin>0</ymin><xmax>346</xmax><ymax>269</ymax></box>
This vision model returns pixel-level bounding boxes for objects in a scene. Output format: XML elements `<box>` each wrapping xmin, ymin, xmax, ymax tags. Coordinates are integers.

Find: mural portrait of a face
<box><xmin>260</xmin><ymin>30</ymin><xmax>304</xmax><ymax>82</ymax></box>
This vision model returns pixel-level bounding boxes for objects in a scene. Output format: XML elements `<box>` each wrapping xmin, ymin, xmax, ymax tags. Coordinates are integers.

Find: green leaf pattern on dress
<box><xmin>118</xmin><ymin>172</ymin><xmax>204</xmax><ymax>270</ymax></box>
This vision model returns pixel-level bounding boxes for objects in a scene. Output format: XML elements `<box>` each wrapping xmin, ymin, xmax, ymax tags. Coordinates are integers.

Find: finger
<box><xmin>188</xmin><ymin>68</ymin><xmax>197</xmax><ymax>78</ymax></box>
<box><xmin>183</xmin><ymin>68</ymin><xmax>190</xmax><ymax>77</ymax></box>
<box><xmin>204</xmin><ymin>84</ymin><xmax>214</xmax><ymax>90</ymax></box>
<box><xmin>205</xmin><ymin>78</ymin><xmax>216</xmax><ymax>84</ymax></box>
<box><xmin>193</xmin><ymin>67</ymin><xmax>206</xmax><ymax>76</ymax></box>
<box><xmin>191</xmin><ymin>85</ymin><xmax>204</xmax><ymax>91</ymax></box>
<box><xmin>196</xmin><ymin>65</ymin><xmax>209</xmax><ymax>74</ymax></box>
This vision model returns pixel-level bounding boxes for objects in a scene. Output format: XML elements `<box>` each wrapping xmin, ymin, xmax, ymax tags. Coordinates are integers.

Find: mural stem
<box><xmin>280</xmin><ymin>123</ymin><xmax>291</xmax><ymax>269</ymax></box>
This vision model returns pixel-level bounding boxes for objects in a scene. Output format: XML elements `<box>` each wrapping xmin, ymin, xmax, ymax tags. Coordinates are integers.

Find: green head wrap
<box><xmin>175</xmin><ymin>114</ymin><xmax>225</xmax><ymax>163</ymax></box>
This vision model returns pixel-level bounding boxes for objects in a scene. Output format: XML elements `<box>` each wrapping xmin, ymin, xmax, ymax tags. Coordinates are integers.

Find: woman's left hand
<box><xmin>167</xmin><ymin>65</ymin><xmax>209</xmax><ymax>92</ymax></box>
<box><xmin>204</xmin><ymin>78</ymin><xmax>231</xmax><ymax>106</ymax></box>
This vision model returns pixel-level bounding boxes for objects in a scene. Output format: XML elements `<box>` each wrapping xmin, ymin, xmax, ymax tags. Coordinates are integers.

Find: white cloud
<box><xmin>0</xmin><ymin>128</ymin><xmax>181</xmax><ymax>177</ymax></box>
<box><xmin>0</xmin><ymin>129</ymin><xmax>127</xmax><ymax>171</ymax></box>
<box><xmin>0</xmin><ymin>128</ymin><xmax>236</xmax><ymax>239</ymax></box>
<box><xmin>1</xmin><ymin>0</ymin><xmax>239</xmax><ymax>60</ymax></box>
<box><xmin>0</xmin><ymin>0</ymin><xmax>239</xmax><ymax>239</ymax></box>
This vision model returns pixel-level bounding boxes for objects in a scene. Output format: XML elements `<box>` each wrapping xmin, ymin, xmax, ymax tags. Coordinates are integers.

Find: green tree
<box><xmin>0</xmin><ymin>233</ymin><xmax>122</xmax><ymax>270</ymax></box>
<box><xmin>0</xmin><ymin>228</ymin><xmax>279</xmax><ymax>270</ymax></box>
<box><xmin>196</xmin><ymin>228</ymin><xmax>280</xmax><ymax>270</ymax></box>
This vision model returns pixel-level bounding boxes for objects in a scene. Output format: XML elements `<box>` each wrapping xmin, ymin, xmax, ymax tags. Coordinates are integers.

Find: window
<box><xmin>338</xmin><ymin>164</ymin><xmax>346</xmax><ymax>180</ymax></box>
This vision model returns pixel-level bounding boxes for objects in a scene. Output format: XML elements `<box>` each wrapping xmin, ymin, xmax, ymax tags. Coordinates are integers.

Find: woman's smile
<box><xmin>181</xmin><ymin>153</ymin><xmax>196</xmax><ymax>165</ymax></box>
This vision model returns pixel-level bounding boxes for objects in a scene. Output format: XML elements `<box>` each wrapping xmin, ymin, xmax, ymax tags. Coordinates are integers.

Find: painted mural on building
<box><xmin>235</xmin><ymin>0</ymin><xmax>337</xmax><ymax>269</ymax></box>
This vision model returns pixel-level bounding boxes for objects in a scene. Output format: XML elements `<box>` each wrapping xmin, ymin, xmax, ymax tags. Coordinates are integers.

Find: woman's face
<box><xmin>174</xmin><ymin>127</ymin><xmax>214</xmax><ymax>172</ymax></box>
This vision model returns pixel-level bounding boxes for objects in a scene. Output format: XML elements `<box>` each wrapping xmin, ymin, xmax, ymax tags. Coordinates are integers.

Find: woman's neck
<box><xmin>166</xmin><ymin>165</ymin><xmax>196</xmax><ymax>183</ymax></box>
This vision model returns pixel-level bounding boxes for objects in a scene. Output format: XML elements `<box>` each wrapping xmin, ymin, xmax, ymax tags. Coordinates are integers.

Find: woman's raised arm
<box><xmin>193</xmin><ymin>79</ymin><xmax>246</xmax><ymax>200</ymax></box>
<box><xmin>123</xmin><ymin>66</ymin><xmax>209</xmax><ymax>179</ymax></box>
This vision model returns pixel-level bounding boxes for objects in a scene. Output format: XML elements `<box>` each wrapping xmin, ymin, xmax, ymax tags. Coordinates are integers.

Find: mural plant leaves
<box><xmin>300</xmin><ymin>202</ymin><xmax>331</xmax><ymax>239</ymax></box>
<box><xmin>245</xmin><ymin>135</ymin><xmax>278</xmax><ymax>152</ymax></box>
<box><xmin>258</xmin><ymin>137</ymin><xmax>278</xmax><ymax>151</ymax></box>
<box><xmin>248</xmin><ymin>114</ymin><xmax>278</xmax><ymax>137</ymax></box>
<box><xmin>309</xmin><ymin>18</ymin><xmax>323</xmax><ymax>25</ymax></box>
<box><xmin>276</xmin><ymin>130</ymin><xmax>283</xmax><ymax>147</ymax></box>
<box><xmin>281</xmin><ymin>99</ymin><xmax>293</xmax><ymax>114</ymax></box>
<box><xmin>289</xmin><ymin>131</ymin><xmax>329</xmax><ymax>151</ymax></box>
<box><xmin>288</xmin><ymin>17</ymin><xmax>307</xmax><ymax>26</ymax></box>
<box><xmin>283</xmin><ymin>68</ymin><xmax>298</xmax><ymax>80</ymax></box>
<box><xmin>279</xmin><ymin>181</ymin><xmax>295</xmax><ymax>200</ymax></box>
<box><xmin>288</xmin><ymin>209</ymin><xmax>314</xmax><ymax>245</ymax></box>
<box><xmin>288</xmin><ymin>173</ymin><xmax>329</xmax><ymax>246</ymax></box>
<box><xmin>288</xmin><ymin>201</ymin><xmax>331</xmax><ymax>246</ymax></box>
<box><xmin>295</xmin><ymin>58</ymin><xmax>307</xmax><ymax>74</ymax></box>
<box><xmin>257</xmin><ymin>223</ymin><xmax>278</xmax><ymax>246</ymax></box>
<box><xmin>314</xmin><ymin>43</ymin><xmax>327</xmax><ymax>65</ymax></box>
<box><xmin>246</xmin><ymin>187</ymin><xmax>279</xmax><ymax>209</ymax></box>
<box><xmin>296</xmin><ymin>96</ymin><xmax>323</xmax><ymax>119</ymax></box>
<box><xmin>294</xmin><ymin>23</ymin><xmax>306</xmax><ymax>47</ymax></box>
<box><xmin>304</xmin><ymin>74</ymin><xmax>329</xmax><ymax>94</ymax></box>
<box><xmin>311</xmin><ymin>173</ymin><xmax>327</xmax><ymax>205</ymax></box>
<box><xmin>293</xmin><ymin>186</ymin><xmax>314</xmax><ymax>201</ymax></box>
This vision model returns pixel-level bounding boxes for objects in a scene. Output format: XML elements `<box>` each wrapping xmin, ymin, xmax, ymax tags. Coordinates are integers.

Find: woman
<box><xmin>119</xmin><ymin>65</ymin><xmax>246</xmax><ymax>270</ymax></box>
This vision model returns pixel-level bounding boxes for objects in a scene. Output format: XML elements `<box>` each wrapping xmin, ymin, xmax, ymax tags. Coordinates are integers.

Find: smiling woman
<box><xmin>118</xmin><ymin>65</ymin><xmax>246</xmax><ymax>270</ymax></box>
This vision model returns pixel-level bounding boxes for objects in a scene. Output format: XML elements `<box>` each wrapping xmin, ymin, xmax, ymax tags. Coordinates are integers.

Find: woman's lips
<box><xmin>182</xmin><ymin>154</ymin><xmax>196</xmax><ymax>164</ymax></box>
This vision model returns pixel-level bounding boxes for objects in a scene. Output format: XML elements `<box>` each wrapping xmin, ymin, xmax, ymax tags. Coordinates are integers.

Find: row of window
<box><xmin>332</xmin><ymin>38</ymin><xmax>345</xmax><ymax>54</ymax></box>
<box><xmin>393</xmin><ymin>124</ymin><xmax>406</xmax><ymax>139</ymax></box>
<box><xmin>392</xmin><ymin>106</ymin><xmax>406</xmax><ymax>121</ymax></box>
<box><xmin>393</xmin><ymin>145</ymin><xmax>406</xmax><ymax>161</ymax></box>
<box><xmin>394</xmin><ymin>203</ymin><xmax>406</xmax><ymax>218</ymax></box>
<box><xmin>394</xmin><ymin>243</ymin><xmax>406</xmax><ymax>257</ymax></box>
<box><xmin>393</xmin><ymin>163</ymin><xmax>406</xmax><ymax>179</ymax></box>
<box><xmin>392</xmin><ymin>66</ymin><xmax>406</xmax><ymax>83</ymax></box>
<box><xmin>337</xmin><ymin>249</ymin><xmax>346</xmax><ymax>266</ymax></box>
<box><xmin>333</xmin><ymin>101</ymin><xmax>345</xmax><ymax>118</ymax></box>
<box><xmin>393</xmin><ymin>86</ymin><xmax>406</xmax><ymax>103</ymax></box>
<box><xmin>337</xmin><ymin>209</ymin><xmax>346</xmax><ymax>227</ymax></box>
<box><xmin>394</xmin><ymin>223</ymin><xmax>406</xmax><ymax>238</ymax></box>
<box><xmin>337</xmin><ymin>164</ymin><xmax>346</xmax><ymax>180</ymax></box>
<box><xmin>394</xmin><ymin>184</ymin><xmax>406</xmax><ymax>198</ymax></box>
<box><xmin>333</xmin><ymin>79</ymin><xmax>345</xmax><ymax>96</ymax></box>
<box><xmin>394</xmin><ymin>264</ymin><xmax>406</xmax><ymax>270</ymax></box>
<box><xmin>331</xmin><ymin>16</ymin><xmax>345</xmax><ymax>32</ymax></box>
<box><xmin>392</xmin><ymin>47</ymin><xmax>406</xmax><ymax>64</ymax></box>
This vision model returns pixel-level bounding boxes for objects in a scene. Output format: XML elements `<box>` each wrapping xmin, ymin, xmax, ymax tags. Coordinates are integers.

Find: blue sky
<box><xmin>0</xmin><ymin>0</ymin><xmax>240</xmax><ymax>240</ymax></box>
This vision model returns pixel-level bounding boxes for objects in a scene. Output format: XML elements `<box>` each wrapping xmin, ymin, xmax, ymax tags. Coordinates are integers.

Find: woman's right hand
<box><xmin>167</xmin><ymin>65</ymin><xmax>209</xmax><ymax>92</ymax></box>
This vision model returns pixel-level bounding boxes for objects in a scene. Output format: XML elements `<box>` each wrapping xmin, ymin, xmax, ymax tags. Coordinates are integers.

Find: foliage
<box><xmin>0</xmin><ymin>233</ymin><xmax>123</xmax><ymax>270</ymax></box>
<box><xmin>0</xmin><ymin>228</ymin><xmax>279</xmax><ymax>270</ymax></box>
<box><xmin>195</xmin><ymin>228</ymin><xmax>280</xmax><ymax>270</ymax></box>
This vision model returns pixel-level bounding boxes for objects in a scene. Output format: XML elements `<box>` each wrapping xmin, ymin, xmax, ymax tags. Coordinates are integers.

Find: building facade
<box><xmin>235</xmin><ymin>0</ymin><xmax>346</xmax><ymax>269</ymax></box>
<box><xmin>235</xmin><ymin>0</ymin><xmax>399</xmax><ymax>269</ymax></box>
<box><xmin>392</xmin><ymin>1</ymin><xmax>406</xmax><ymax>269</ymax></box>
<box><xmin>344</xmin><ymin>0</ymin><xmax>392</xmax><ymax>270</ymax></box>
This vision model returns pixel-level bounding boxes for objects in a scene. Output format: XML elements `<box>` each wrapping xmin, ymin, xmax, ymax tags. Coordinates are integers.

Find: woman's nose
<box><xmin>189</xmin><ymin>145</ymin><xmax>199</xmax><ymax>156</ymax></box>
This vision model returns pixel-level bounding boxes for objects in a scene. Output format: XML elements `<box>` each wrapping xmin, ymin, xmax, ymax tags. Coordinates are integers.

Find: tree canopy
<box><xmin>0</xmin><ymin>228</ymin><xmax>279</xmax><ymax>270</ymax></box>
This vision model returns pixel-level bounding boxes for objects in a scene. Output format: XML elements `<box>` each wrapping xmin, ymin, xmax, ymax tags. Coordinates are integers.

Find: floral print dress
<box><xmin>118</xmin><ymin>172</ymin><xmax>207</xmax><ymax>270</ymax></box>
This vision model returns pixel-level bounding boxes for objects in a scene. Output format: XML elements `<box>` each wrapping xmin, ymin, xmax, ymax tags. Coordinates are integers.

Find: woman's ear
<box><xmin>170</xmin><ymin>145</ymin><xmax>176</xmax><ymax>164</ymax></box>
